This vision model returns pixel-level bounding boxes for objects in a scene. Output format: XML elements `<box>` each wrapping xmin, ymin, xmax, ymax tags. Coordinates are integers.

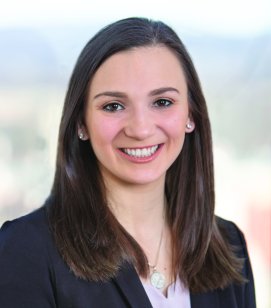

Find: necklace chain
<box><xmin>147</xmin><ymin>223</ymin><xmax>164</xmax><ymax>269</ymax></box>
<box><xmin>147</xmin><ymin>219</ymin><xmax>166</xmax><ymax>289</ymax></box>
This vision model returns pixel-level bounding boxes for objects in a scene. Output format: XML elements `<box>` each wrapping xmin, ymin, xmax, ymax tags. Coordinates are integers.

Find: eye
<box><xmin>153</xmin><ymin>98</ymin><xmax>173</xmax><ymax>108</ymax></box>
<box><xmin>102</xmin><ymin>102</ymin><xmax>124</xmax><ymax>112</ymax></box>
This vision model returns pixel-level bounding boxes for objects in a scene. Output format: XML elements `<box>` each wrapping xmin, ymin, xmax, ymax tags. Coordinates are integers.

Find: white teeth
<box><xmin>123</xmin><ymin>145</ymin><xmax>159</xmax><ymax>158</ymax></box>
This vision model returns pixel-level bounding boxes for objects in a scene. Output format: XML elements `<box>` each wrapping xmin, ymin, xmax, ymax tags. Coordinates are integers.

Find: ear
<box><xmin>77</xmin><ymin>125</ymin><xmax>89</xmax><ymax>141</ymax></box>
<box><xmin>185</xmin><ymin>117</ymin><xmax>195</xmax><ymax>133</ymax></box>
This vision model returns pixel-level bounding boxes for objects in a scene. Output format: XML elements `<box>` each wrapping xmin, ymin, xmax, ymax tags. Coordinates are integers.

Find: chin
<box><xmin>118</xmin><ymin>172</ymin><xmax>165</xmax><ymax>186</ymax></box>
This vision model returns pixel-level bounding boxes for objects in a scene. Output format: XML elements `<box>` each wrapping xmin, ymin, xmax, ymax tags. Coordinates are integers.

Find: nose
<box><xmin>124</xmin><ymin>107</ymin><xmax>155</xmax><ymax>140</ymax></box>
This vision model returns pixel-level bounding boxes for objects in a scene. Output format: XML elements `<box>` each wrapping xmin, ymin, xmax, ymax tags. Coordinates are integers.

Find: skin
<box><xmin>84</xmin><ymin>45</ymin><xmax>194</xmax><ymax>187</ymax></box>
<box><xmin>82</xmin><ymin>45</ymin><xmax>195</xmax><ymax>294</ymax></box>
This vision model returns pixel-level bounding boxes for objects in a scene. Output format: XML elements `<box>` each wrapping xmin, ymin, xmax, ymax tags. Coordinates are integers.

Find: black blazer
<box><xmin>0</xmin><ymin>207</ymin><xmax>256</xmax><ymax>308</ymax></box>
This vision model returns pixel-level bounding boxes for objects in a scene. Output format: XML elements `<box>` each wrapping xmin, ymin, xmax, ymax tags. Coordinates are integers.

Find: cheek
<box><xmin>88</xmin><ymin>118</ymin><xmax>120</xmax><ymax>148</ymax></box>
<box><xmin>163</xmin><ymin>112</ymin><xmax>187</xmax><ymax>139</ymax></box>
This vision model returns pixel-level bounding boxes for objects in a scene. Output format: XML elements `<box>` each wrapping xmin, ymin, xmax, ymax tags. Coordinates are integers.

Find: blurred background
<box><xmin>0</xmin><ymin>0</ymin><xmax>270</xmax><ymax>306</ymax></box>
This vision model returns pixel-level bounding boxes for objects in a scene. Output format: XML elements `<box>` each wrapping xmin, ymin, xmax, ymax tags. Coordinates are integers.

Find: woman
<box><xmin>0</xmin><ymin>17</ymin><xmax>256</xmax><ymax>307</ymax></box>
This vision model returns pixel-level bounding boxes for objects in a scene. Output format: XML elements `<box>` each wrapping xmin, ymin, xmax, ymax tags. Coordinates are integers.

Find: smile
<box><xmin>121</xmin><ymin>145</ymin><xmax>159</xmax><ymax>158</ymax></box>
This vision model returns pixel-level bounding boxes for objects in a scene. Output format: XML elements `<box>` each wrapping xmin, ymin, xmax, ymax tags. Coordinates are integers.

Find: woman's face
<box><xmin>84</xmin><ymin>45</ymin><xmax>194</xmax><ymax>186</ymax></box>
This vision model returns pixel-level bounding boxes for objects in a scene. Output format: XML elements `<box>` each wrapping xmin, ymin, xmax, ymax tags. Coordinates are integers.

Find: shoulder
<box><xmin>0</xmin><ymin>206</ymin><xmax>59</xmax><ymax>307</ymax></box>
<box><xmin>215</xmin><ymin>216</ymin><xmax>248</xmax><ymax>259</ymax></box>
<box><xmin>0</xmin><ymin>206</ymin><xmax>51</xmax><ymax>249</ymax></box>
<box><xmin>1</xmin><ymin>205</ymin><xmax>48</xmax><ymax>230</ymax></box>
<box><xmin>0</xmin><ymin>206</ymin><xmax>55</xmax><ymax>269</ymax></box>
<box><xmin>215</xmin><ymin>216</ymin><xmax>256</xmax><ymax>308</ymax></box>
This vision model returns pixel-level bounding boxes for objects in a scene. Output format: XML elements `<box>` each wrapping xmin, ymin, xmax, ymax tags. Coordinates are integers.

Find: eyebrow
<box><xmin>94</xmin><ymin>91</ymin><xmax>127</xmax><ymax>99</ymax></box>
<box><xmin>93</xmin><ymin>87</ymin><xmax>180</xmax><ymax>100</ymax></box>
<box><xmin>149</xmin><ymin>87</ymin><xmax>180</xmax><ymax>96</ymax></box>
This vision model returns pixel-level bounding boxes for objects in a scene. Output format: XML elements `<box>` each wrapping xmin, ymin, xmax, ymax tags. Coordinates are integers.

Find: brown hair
<box><xmin>47</xmin><ymin>17</ymin><xmax>244</xmax><ymax>292</ymax></box>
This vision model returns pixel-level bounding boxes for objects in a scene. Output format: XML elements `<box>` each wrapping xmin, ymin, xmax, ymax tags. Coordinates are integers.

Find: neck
<box><xmin>103</xmin><ymin>174</ymin><xmax>173</xmax><ymax>291</ymax></box>
<box><xmin>104</xmin><ymin>176</ymin><xmax>166</xmax><ymax>238</ymax></box>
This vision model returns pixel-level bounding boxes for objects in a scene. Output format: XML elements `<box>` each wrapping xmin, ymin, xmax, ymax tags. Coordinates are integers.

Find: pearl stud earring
<box><xmin>78</xmin><ymin>131</ymin><xmax>85</xmax><ymax>140</ymax></box>
<box><xmin>186</xmin><ymin>123</ymin><xmax>192</xmax><ymax>129</ymax></box>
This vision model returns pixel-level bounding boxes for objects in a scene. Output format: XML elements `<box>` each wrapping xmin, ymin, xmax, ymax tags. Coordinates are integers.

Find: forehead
<box><xmin>88</xmin><ymin>45</ymin><xmax>187</xmax><ymax>95</ymax></box>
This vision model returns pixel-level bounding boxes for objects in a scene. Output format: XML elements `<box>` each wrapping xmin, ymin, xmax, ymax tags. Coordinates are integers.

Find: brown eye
<box><xmin>153</xmin><ymin>99</ymin><xmax>173</xmax><ymax>108</ymax></box>
<box><xmin>103</xmin><ymin>102</ymin><xmax>124</xmax><ymax>112</ymax></box>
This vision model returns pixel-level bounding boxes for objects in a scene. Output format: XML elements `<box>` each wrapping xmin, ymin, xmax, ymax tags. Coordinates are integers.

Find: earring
<box><xmin>78</xmin><ymin>130</ymin><xmax>85</xmax><ymax>140</ymax></box>
<box><xmin>186</xmin><ymin>123</ymin><xmax>192</xmax><ymax>129</ymax></box>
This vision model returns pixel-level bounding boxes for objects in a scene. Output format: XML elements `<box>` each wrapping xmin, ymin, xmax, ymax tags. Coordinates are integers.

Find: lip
<box><xmin>117</xmin><ymin>144</ymin><xmax>164</xmax><ymax>163</ymax></box>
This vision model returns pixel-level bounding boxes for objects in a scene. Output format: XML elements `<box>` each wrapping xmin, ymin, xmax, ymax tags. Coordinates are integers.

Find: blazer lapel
<box><xmin>190</xmin><ymin>290</ymin><xmax>219</xmax><ymax>308</ymax></box>
<box><xmin>114</xmin><ymin>262</ymin><xmax>221</xmax><ymax>308</ymax></box>
<box><xmin>114</xmin><ymin>262</ymin><xmax>152</xmax><ymax>308</ymax></box>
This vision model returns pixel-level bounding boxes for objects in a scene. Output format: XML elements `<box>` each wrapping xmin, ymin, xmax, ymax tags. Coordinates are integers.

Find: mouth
<box><xmin>120</xmin><ymin>144</ymin><xmax>160</xmax><ymax>158</ymax></box>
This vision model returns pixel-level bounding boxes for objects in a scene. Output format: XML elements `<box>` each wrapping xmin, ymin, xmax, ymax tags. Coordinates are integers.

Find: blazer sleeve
<box><xmin>235</xmin><ymin>223</ymin><xmax>257</xmax><ymax>308</ymax></box>
<box><xmin>218</xmin><ymin>218</ymin><xmax>257</xmax><ymax>308</ymax></box>
<box><xmin>0</xmin><ymin>216</ymin><xmax>57</xmax><ymax>308</ymax></box>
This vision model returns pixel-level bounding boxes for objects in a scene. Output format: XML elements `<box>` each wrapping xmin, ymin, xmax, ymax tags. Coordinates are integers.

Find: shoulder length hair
<box><xmin>47</xmin><ymin>17</ymin><xmax>244</xmax><ymax>293</ymax></box>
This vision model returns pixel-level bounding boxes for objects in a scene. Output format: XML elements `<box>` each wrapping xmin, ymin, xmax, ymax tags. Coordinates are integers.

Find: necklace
<box><xmin>148</xmin><ymin>223</ymin><xmax>166</xmax><ymax>289</ymax></box>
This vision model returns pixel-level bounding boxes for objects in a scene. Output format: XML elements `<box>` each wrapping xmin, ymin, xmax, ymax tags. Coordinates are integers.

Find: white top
<box><xmin>142</xmin><ymin>278</ymin><xmax>191</xmax><ymax>308</ymax></box>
